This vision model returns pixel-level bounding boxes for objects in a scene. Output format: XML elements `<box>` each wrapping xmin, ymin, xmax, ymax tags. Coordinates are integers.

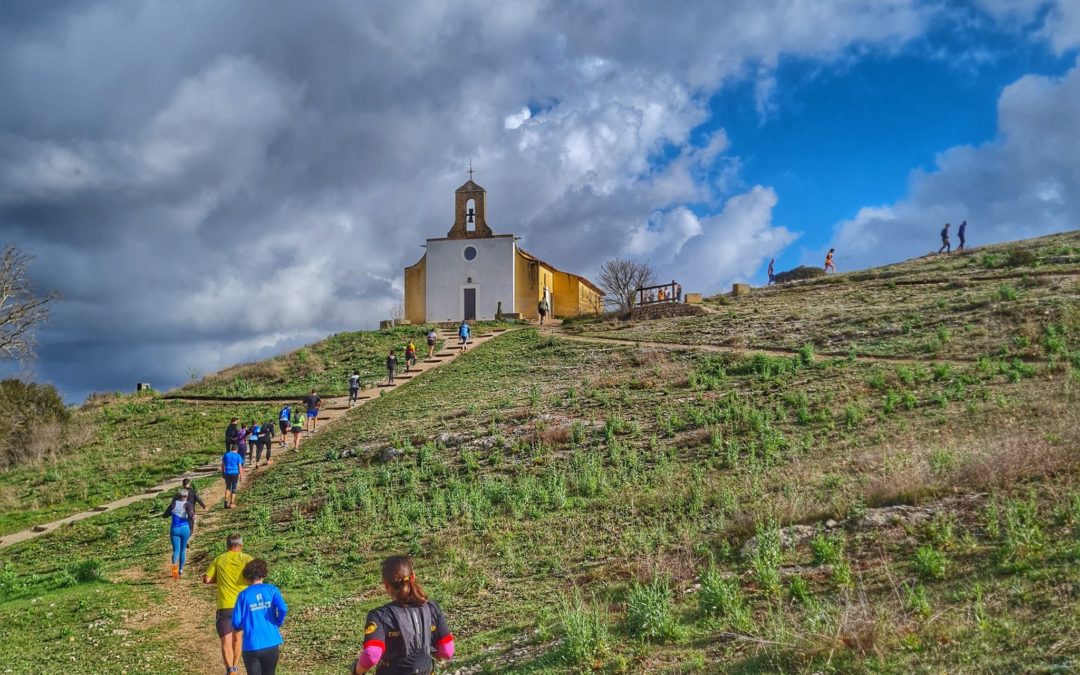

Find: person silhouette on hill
<box><xmin>352</xmin><ymin>556</ymin><xmax>454</xmax><ymax>675</ymax></box>
<box><xmin>458</xmin><ymin>321</ymin><xmax>470</xmax><ymax>351</ymax></box>
<box><xmin>232</xmin><ymin>559</ymin><xmax>288</xmax><ymax>675</ymax></box>
<box><xmin>236</xmin><ymin>423</ymin><xmax>249</xmax><ymax>463</ymax></box>
<box><xmin>387</xmin><ymin>349</ymin><xmax>397</xmax><ymax>385</ymax></box>
<box><xmin>348</xmin><ymin>370</ymin><xmax>361</xmax><ymax>406</ymax></box>
<box><xmin>277</xmin><ymin>405</ymin><xmax>291</xmax><ymax>447</ymax></box>
<box><xmin>225</xmin><ymin>417</ymin><xmax>239</xmax><ymax>453</ymax></box>
<box><xmin>824</xmin><ymin>249</ymin><xmax>836</xmax><ymax>273</ymax></box>
<box><xmin>303</xmin><ymin>390</ymin><xmax>322</xmax><ymax>434</ymax></box>
<box><xmin>161</xmin><ymin>489</ymin><xmax>194</xmax><ymax>579</ymax></box>
<box><xmin>221</xmin><ymin>444</ymin><xmax>243</xmax><ymax>509</ymax></box>
<box><xmin>426</xmin><ymin>329</ymin><xmax>438</xmax><ymax>359</ymax></box>
<box><xmin>957</xmin><ymin>220</ymin><xmax>967</xmax><ymax>252</ymax></box>
<box><xmin>204</xmin><ymin>533</ymin><xmax>253</xmax><ymax>675</ymax></box>
<box><xmin>405</xmin><ymin>341</ymin><xmax>417</xmax><ymax>372</ymax></box>
<box><xmin>939</xmin><ymin>223</ymin><xmax>951</xmax><ymax>254</ymax></box>
<box><xmin>767</xmin><ymin>258</ymin><xmax>775</xmax><ymax>285</ymax></box>
<box><xmin>290</xmin><ymin>409</ymin><xmax>304</xmax><ymax>449</ymax></box>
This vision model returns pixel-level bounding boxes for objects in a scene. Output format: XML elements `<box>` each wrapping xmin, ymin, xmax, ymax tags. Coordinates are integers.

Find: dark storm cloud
<box><xmin>0</xmin><ymin>0</ymin><xmax>946</xmax><ymax>400</ymax></box>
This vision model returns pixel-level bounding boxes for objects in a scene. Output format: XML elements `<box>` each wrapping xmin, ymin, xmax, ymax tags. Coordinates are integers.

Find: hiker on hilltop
<box><xmin>348</xmin><ymin>370</ymin><xmax>362</xmax><ymax>406</ymax></box>
<box><xmin>204</xmin><ymin>533</ymin><xmax>253</xmax><ymax>675</ymax></box>
<box><xmin>387</xmin><ymin>349</ymin><xmax>397</xmax><ymax>385</ymax></box>
<box><xmin>824</xmin><ymin>249</ymin><xmax>836</xmax><ymax>273</ymax></box>
<box><xmin>352</xmin><ymin>555</ymin><xmax>455</xmax><ymax>675</ymax></box>
<box><xmin>161</xmin><ymin>489</ymin><xmax>194</xmax><ymax>579</ymax></box>
<box><xmin>426</xmin><ymin>329</ymin><xmax>438</xmax><ymax>359</ymax></box>
<box><xmin>277</xmin><ymin>405</ymin><xmax>291</xmax><ymax>447</ymax></box>
<box><xmin>221</xmin><ymin>443</ymin><xmax>244</xmax><ymax>509</ymax></box>
<box><xmin>303</xmin><ymin>389</ymin><xmax>322</xmax><ymax>434</ymax></box>
<box><xmin>225</xmin><ymin>417</ymin><xmax>239</xmax><ymax>453</ymax></box>
<box><xmin>405</xmin><ymin>341</ymin><xmax>417</xmax><ymax>372</ymax></box>
<box><xmin>938</xmin><ymin>223</ymin><xmax>951</xmax><ymax>253</ymax></box>
<box><xmin>458</xmin><ymin>321</ymin><xmax>471</xmax><ymax>351</ymax></box>
<box><xmin>957</xmin><ymin>220</ymin><xmax>967</xmax><ymax>252</ymax></box>
<box><xmin>538</xmin><ymin>297</ymin><xmax>549</xmax><ymax>324</ymax></box>
<box><xmin>767</xmin><ymin>258</ymin><xmax>775</xmax><ymax>285</ymax></box>
<box><xmin>232</xmin><ymin>559</ymin><xmax>288</xmax><ymax>675</ymax></box>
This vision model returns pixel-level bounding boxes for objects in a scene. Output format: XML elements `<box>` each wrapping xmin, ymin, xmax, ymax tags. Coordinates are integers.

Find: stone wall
<box><xmin>630</xmin><ymin>302</ymin><xmax>707</xmax><ymax>321</ymax></box>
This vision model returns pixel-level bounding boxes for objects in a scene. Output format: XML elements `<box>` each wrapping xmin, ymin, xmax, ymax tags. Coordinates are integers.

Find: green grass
<box><xmin>1</xmin><ymin>233</ymin><xmax>1078</xmax><ymax>672</ymax></box>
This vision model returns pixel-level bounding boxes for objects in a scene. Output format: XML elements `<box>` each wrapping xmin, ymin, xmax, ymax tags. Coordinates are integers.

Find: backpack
<box><xmin>383</xmin><ymin>604</ymin><xmax>435</xmax><ymax>675</ymax></box>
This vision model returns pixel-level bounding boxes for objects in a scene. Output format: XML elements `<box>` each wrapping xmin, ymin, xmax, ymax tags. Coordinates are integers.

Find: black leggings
<box><xmin>255</xmin><ymin>440</ymin><xmax>271</xmax><ymax>463</ymax></box>
<box><xmin>242</xmin><ymin>645</ymin><xmax>280</xmax><ymax>675</ymax></box>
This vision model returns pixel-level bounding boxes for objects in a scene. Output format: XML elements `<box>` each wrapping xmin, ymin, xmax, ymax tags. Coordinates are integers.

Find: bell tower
<box><xmin>447</xmin><ymin>166</ymin><xmax>492</xmax><ymax>239</ymax></box>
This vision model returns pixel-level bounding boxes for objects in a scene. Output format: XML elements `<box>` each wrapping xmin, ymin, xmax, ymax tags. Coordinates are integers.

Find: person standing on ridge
<box><xmin>221</xmin><ymin>443</ymin><xmax>244</xmax><ymax>509</ymax></box>
<box><xmin>824</xmin><ymin>249</ymin><xmax>836</xmax><ymax>273</ymax></box>
<box><xmin>458</xmin><ymin>320</ymin><xmax>471</xmax><ymax>351</ymax></box>
<box><xmin>348</xmin><ymin>371</ymin><xmax>361</xmax><ymax>406</ymax></box>
<box><xmin>405</xmin><ymin>341</ymin><xmax>417</xmax><ymax>372</ymax></box>
<box><xmin>351</xmin><ymin>555</ymin><xmax>454</xmax><ymax>675</ymax></box>
<box><xmin>386</xmin><ymin>349</ymin><xmax>397</xmax><ymax>385</ymax></box>
<box><xmin>938</xmin><ymin>223</ymin><xmax>951</xmax><ymax>254</ymax></box>
<box><xmin>303</xmin><ymin>389</ymin><xmax>322</xmax><ymax>434</ymax></box>
<box><xmin>204</xmin><ymin>533</ymin><xmax>253</xmax><ymax>675</ymax></box>
<box><xmin>767</xmin><ymin>258</ymin><xmax>775</xmax><ymax>285</ymax></box>
<box><xmin>161</xmin><ymin>489</ymin><xmax>194</xmax><ymax>579</ymax></box>
<box><xmin>426</xmin><ymin>329</ymin><xmax>438</xmax><ymax>359</ymax></box>
<box><xmin>957</xmin><ymin>220</ymin><xmax>967</xmax><ymax>252</ymax></box>
<box><xmin>538</xmin><ymin>297</ymin><xmax>549</xmax><ymax>324</ymax></box>
<box><xmin>225</xmin><ymin>417</ymin><xmax>239</xmax><ymax>453</ymax></box>
<box><xmin>277</xmin><ymin>405</ymin><xmax>291</xmax><ymax>447</ymax></box>
<box><xmin>232</xmin><ymin>559</ymin><xmax>288</xmax><ymax>675</ymax></box>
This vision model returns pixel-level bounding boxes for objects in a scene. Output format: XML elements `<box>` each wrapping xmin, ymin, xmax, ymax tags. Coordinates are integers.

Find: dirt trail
<box><xmin>0</xmin><ymin>328</ymin><xmax>509</xmax><ymax>551</ymax></box>
<box><xmin>552</xmin><ymin>329</ymin><xmax>994</xmax><ymax>365</ymax></box>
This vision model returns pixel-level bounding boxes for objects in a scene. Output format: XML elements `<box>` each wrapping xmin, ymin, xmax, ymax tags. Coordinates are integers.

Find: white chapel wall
<box><xmin>425</xmin><ymin>236</ymin><xmax>516</xmax><ymax>322</ymax></box>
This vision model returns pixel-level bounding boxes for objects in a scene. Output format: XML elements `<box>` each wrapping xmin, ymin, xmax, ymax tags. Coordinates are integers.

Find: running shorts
<box><xmin>216</xmin><ymin>609</ymin><xmax>235</xmax><ymax>637</ymax></box>
<box><xmin>223</xmin><ymin>474</ymin><xmax>239</xmax><ymax>492</ymax></box>
<box><xmin>306</xmin><ymin>408</ymin><xmax>318</xmax><ymax>418</ymax></box>
<box><xmin>278</xmin><ymin>420</ymin><xmax>289</xmax><ymax>433</ymax></box>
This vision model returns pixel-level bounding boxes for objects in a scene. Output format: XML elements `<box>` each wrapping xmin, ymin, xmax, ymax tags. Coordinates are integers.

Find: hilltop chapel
<box><xmin>404</xmin><ymin>177</ymin><xmax>603</xmax><ymax>323</ymax></box>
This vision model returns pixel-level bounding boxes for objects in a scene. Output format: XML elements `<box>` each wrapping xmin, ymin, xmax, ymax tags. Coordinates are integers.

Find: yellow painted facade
<box><xmin>403</xmin><ymin>254</ymin><xmax>426</xmax><ymax>324</ymax></box>
<box><xmin>404</xmin><ymin>180</ymin><xmax>603</xmax><ymax>322</ymax></box>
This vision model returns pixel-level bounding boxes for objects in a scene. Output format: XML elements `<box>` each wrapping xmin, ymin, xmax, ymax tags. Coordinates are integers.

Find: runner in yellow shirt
<box><xmin>203</xmin><ymin>533</ymin><xmax>254</xmax><ymax>675</ymax></box>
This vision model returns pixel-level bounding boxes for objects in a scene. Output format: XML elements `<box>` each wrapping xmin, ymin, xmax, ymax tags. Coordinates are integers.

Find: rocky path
<box><xmin>0</xmin><ymin>327</ymin><xmax>509</xmax><ymax>551</ymax></box>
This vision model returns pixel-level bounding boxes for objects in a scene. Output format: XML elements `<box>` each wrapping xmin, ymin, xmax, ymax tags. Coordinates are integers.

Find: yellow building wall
<box><xmin>514</xmin><ymin>248</ymin><xmax>540</xmax><ymax>320</ymax></box>
<box><xmin>577</xmin><ymin>279</ymin><xmax>602</xmax><ymax>315</ymax></box>
<box><xmin>404</xmin><ymin>254</ymin><xmax>426</xmax><ymax>324</ymax></box>
<box><xmin>551</xmin><ymin>270</ymin><xmax>576</xmax><ymax>317</ymax></box>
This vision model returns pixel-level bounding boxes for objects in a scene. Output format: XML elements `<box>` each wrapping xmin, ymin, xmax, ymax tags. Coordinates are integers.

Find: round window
<box><xmin>463</xmin><ymin>246</ymin><xmax>477</xmax><ymax>261</ymax></box>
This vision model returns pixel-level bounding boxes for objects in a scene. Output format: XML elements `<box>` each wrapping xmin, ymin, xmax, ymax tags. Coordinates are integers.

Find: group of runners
<box><xmin>200</xmin><ymin>536</ymin><xmax>454</xmax><ymax>675</ymax></box>
<box><xmin>158</xmin><ymin>327</ymin><xmax>479</xmax><ymax>672</ymax></box>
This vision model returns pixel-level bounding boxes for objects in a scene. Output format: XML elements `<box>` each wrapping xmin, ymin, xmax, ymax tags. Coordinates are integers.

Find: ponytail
<box><xmin>381</xmin><ymin>555</ymin><xmax>428</xmax><ymax>606</ymax></box>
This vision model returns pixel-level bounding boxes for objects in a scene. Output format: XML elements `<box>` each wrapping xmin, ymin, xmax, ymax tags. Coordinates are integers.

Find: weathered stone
<box><xmin>684</xmin><ymin>292</ymin><xmax>703</xmax><ymax>304</ymax></box>
<box><xmin>853</xmin><ymin>504</ymin><xmax>934</xmax><ymax>530</ymax></box>
<box><xmin>732</xmin><ymin>283</ymin><xmax>752</xmax><ymax>296</ymax></box>
<box><xmin>740</xmin><ymin>524</ymin><xmax>816</xmax><ymax>558</ymax></box>
<box><xmin>379</xmin><ymin>446</ymin><xmax>404</xmax><ymax>463</ymax></box>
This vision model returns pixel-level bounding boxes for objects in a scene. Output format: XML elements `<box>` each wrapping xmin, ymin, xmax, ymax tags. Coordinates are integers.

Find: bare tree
<box><xmin>597</xmin><ymin>257</ymin><xmax>656</xmax><ymax>313</ymax></box>
<box><xmin>0</xmin><ymin>245</ymin><xmax>58</xmax><ymax>362</ymax></box>
<box><xmin>390</xmin><ymin>298</ymin><xmax>405</xmax><ymax>327</ymax></box>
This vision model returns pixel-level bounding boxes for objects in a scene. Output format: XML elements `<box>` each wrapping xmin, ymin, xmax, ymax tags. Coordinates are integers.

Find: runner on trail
<box><xmin>236</xmin><ymin>423</ymin><xmax>249</xmax><ymax>463</ymax></box>
<box><xmin>277</xmin><ymin>405</ymin><xmax>291</xmax><ymax>447</ymax></box>
<box><xmin>348</xmin><ymin>371</ymin><xmax>361</xmax><ymax>406</ymax></box>
<box><xmin>180</xmin><ymin>478</ymin><xmax>206</xmax><ymax>545</ymax></box>
<box><xmin>222</xmin><ymin>444</ymin><xmax>244</xmax><ymax>509</ymax></box>
<box><xmin>386</xmin><ymin>349</ymin><xmax>397</xmax><ymax>385</ymax></box>
<box><xmin>161</xmin><ymin>489</ymin><xmax>194</xmax><ymax>579</ymax></box>
<box><xmin>538</xmin><ymin>297</ymin><xmax>549</xmax><ymax>324</ymax></box>
<box><xmin>225</xmin><ymin>418</ymin><xmax>239</xmax><ymax>453</ymax></box>
<box><xmin>232</xmin><ymin>559</ymin><xmax>287</xmax><ymax>675</ymax></box>
<box><xmin>203</xmin><ymin>533</ymin><xmax>253</xmax><ymax>675</ymax></box>
<box><xmin>957</xmin><ymin>220</ymin><xmax>967</xmax><ymax>252</ymax></box>
<box><xmin>824</xmin><ymin>248</ymin><xmax>836</xmax><ymax>273</ymax></box>
<box><xmin>303</xmin><ymin>390</ymin><xmax>322</xmax><ymax>434</ymax></box>
<box><xmin>405</xmin><ymin>341</ymin><xmax>417</xmax><ymax>372</ymax></box>
<box><xmin>290</xmin><ymin>409</ymin><xmax>304</xmax><ymax>449</ymax></box>
<box><xmin>256</xmin><ymin>419</ymin><xmax>274</xmax><ymax>466</ymax></box>
<box><xmin>352</xmin><ymin>555</ymin><xmax>455</xmax><ymax>674</ymax></box>
<box><xmin>426</xmin><ymin>329</ymin><xmax>438</xmax><ymax>359</ymax></box>
<box><xmin>938</xmin><ymin>223</ymin><xmax>951</xmax><ymax>253</ymax></box>
<box><xmin>458</xmin><ymin>321</ymin><xmax>470</xmax><ymax>351</ymax></box>
<box><xmin>767</xmin><ymin>258</ymin><xmax>775</xmax><ymax>285</ymax></box>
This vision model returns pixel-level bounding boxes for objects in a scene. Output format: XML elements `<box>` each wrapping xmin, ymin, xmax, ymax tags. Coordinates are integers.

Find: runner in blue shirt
<box><xmin>221</xmin><ymin>447</ymin><xmax>244</xmax><ymax>509</ymax></box>
<box><xmin>232</xmin><ymin>559</ymin><xmax>287</xmax><ymax>675</ymax></box>
<box><xmin>458</xmin><ymin>321</ymin><xmax>471</xmax><ymax>352</ymax></box>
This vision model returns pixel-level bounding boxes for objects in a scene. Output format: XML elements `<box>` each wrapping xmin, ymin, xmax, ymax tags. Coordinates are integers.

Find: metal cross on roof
<box><xmin>467</xmin><ymin>160</ymin><xmax>474</xmax><ymax>181</ymax></box>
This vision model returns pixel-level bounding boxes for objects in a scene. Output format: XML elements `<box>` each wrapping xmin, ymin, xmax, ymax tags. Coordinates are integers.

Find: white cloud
<box><xmin>831</xmin><ymin>57</ymin><xmax>1080</xmax><ymax>269</ymax></box>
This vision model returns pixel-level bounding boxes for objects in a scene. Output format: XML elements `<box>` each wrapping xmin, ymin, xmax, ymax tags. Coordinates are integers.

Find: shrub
<box><xmin>997</xmin><ymin>284</ymin><xmax>1018</xmax><ymax>301</ymax></box>
<box><xmin>70</xmin><ymin>559</ymin><xmax>103</xmax><ymax>583</ymax></box>
<box><xmin>773</xmin><ymin>265</ymin><xmax>826</xmax><ymax>284</ymax></box>
<box><xmin>625</xmin><ymin>577</ymin><xmax>682</xmax><ymax>642</ymax></box>
<box><xmin>796</xmin><ymin>343</ymin><xmax>815</xmax><ymax>366</ymax></box>
<box><xmin>0</xmin><ymin>379</ymin><xmax>70</xmax><ymax>468</ymax></box>
<box><xmin>810</xmin><ymin>530</ymin><xmax>845</xmax><ymax>566</ymax></box>
<box><xmin>750</xmin><ymin>521</ymin><xmax>782</xmax><ymax>596</ymax></box>
<box><xmin>698</xmin><ymin>569</ymin><xmax>753</xmax><ymax>631</ymax></box>
<box><xmin>559</xmin><ymin>596</ymin><xmax>611</xmax><ymax>666</ymax></box>
<box><xmin>993</xmin><ymin>494</ymin><xmax>1045</xmax><ymax>570</ymax></box>
<box><xmin>1005</xmin><ymin>248</ymin><xmax>1037</xmax><ymax>267</ymax></box>
<box><xmin>913</xmin><ymin>545</ymin><xmax>948</xmax><ymax>580</ymax></box>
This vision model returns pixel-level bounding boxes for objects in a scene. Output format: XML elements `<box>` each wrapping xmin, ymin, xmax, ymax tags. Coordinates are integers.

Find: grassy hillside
<box><xmin>174</xmin><ymin>321</ymin><xmax>516</xmax><ymax>399</ymax></box>
<box><xmin>0</xmin><ymin>235</ymin><xmax>1077</xmax><ymax>673</ymax></box>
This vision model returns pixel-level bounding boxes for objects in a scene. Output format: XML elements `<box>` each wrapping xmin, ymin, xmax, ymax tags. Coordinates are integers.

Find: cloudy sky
<box><xmin>1</xmin><ymin>0</ymin><xmax>1077</xmax><ymax>401</ymax></box>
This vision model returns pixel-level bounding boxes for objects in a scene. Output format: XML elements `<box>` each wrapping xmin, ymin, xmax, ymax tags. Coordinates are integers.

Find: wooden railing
<box><xmin>636</xmin><ymin>280</ymin><xmax>683</xmax><ymax>306</ymax></box>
